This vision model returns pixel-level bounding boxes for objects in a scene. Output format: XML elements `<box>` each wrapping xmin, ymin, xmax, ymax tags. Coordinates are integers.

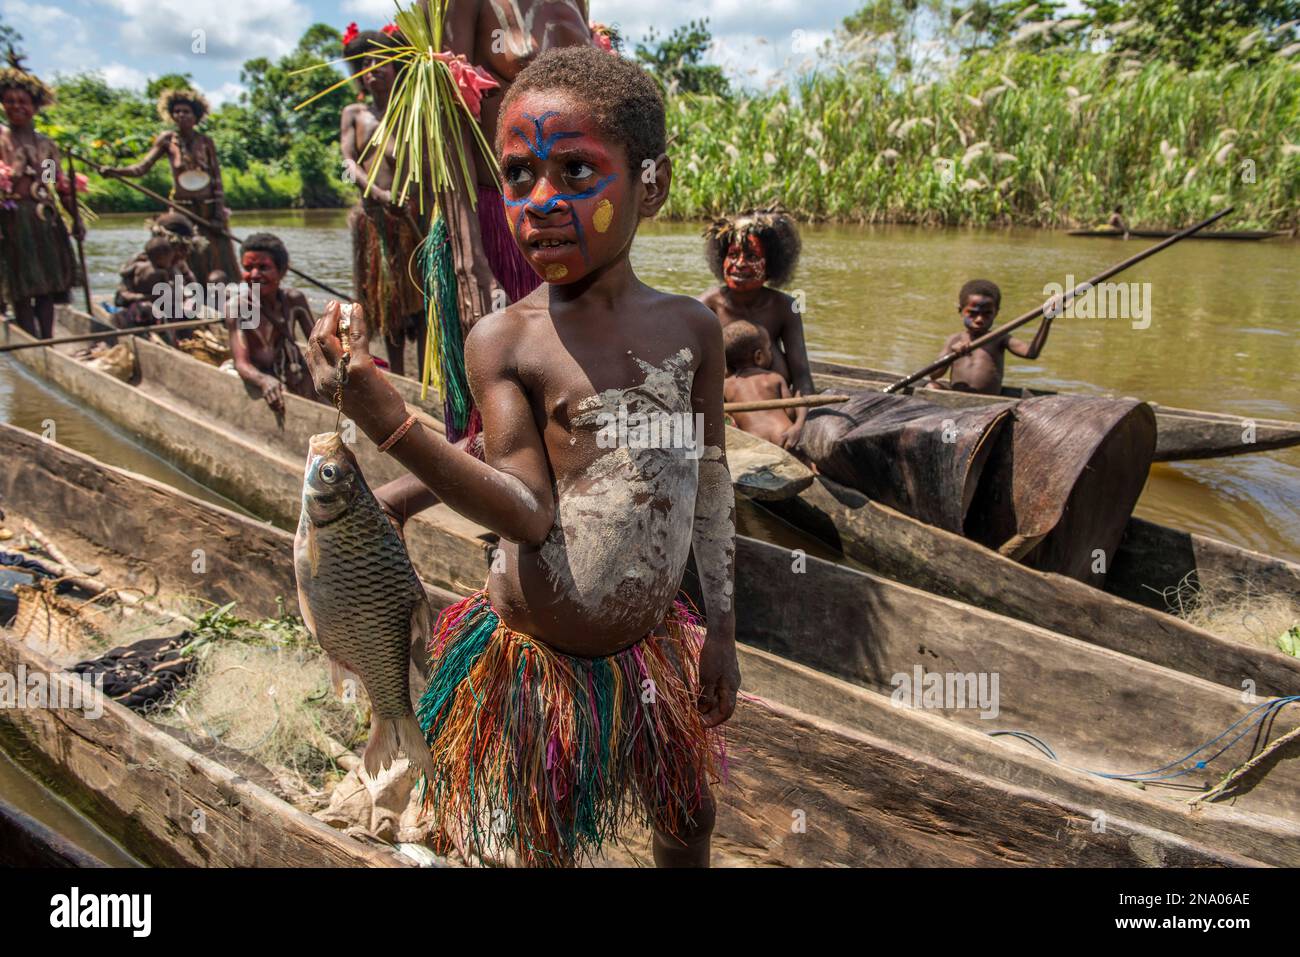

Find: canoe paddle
<box><xmin>66</xmin><ymin>153</ymin><xmax>94</xmax><ymax>316</ymax></box>
<box><xmin>884</xmin><ymin>206</ymin><xmax>1235</xmax><ymax>394</ymax></box>
<box><xmin>724</xmin><ymin>394</ymin><xmax>851</xmax><ymax>414</ymax></box>
<box><xmin>0</xmin><ymin>316</ymin><xmax>224</xmax><ymax>353</ymax></box>
<box><xmin>65</xmin><ymin>148</ymin><xmax>355</xmax><ymax>303</ymax></box>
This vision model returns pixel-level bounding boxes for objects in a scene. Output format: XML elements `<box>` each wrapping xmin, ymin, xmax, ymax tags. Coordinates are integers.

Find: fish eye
<box><xmin>320</xmin><ymin>463</ymin><xmax>337</xmax><ymax>483</ymax></box>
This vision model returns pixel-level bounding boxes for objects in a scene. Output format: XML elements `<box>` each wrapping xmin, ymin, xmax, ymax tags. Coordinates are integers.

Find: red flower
<box><xmin>433</xmin><ymin>52</ymin><xmax>500</xmax><ymax>121</ymax></box>
<box><xmin>341</xmin><ymin>22</ymin><xmax>359</xmax><ymax>47</ymax></box>
<box><xmin>381</xmin><ymin>23</ymin><xmax>399</xmax><ymax>36</ymax></box>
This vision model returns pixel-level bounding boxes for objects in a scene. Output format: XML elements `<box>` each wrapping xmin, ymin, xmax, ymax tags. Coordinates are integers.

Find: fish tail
<box><xmin>363</xmin><ymin>713</ymin><xmax>437</xmax><ymax>783</ymax></box>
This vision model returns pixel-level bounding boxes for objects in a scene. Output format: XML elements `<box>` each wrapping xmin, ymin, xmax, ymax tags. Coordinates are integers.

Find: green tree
<box><xmin>635</xmin><ymin>19</ymin><xmax>730</xmax><ymax>97</ymax></box>
<box><xmin>146</xmin><ymin>73</ymin><xmax>196</xmax><ymax>100</ymax></box>
<box><xmin>843</xmin><ymin>0</ymin><xmax>953</xmax><ymax>74</ymax></box>
<box><xmin>1086</xmin><ymin>0</ymin><xmax>1300</xmax><ymax>68</ymax></box>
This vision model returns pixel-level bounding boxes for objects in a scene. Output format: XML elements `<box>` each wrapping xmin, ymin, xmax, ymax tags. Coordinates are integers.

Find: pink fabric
<box><xmin>477</xmin><ymin>183</ymin><xmax>542</xmax><ymax>304</ymax></box>
<box><xmin>433</xmin><ymin>51</ymin><xmax>499</xmax><ymax>121</ymax></box>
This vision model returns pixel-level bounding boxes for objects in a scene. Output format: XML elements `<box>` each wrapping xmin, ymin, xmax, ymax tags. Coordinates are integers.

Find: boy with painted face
<box><xmin>699</xmin><ymin>205</ymin><xmax>813</xmax><ymax>449</ymax></box>
<box><xmin>927</xmin><ymin>279</ymin><xmax>1053</xmax><ymax>395</ymax></box>
<box><xmin>305</xmin><ymin>47</ymin><xmax>737</xmax><ymax>868</ymax></box>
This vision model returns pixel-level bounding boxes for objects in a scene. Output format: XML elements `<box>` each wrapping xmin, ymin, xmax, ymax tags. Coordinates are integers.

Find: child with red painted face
<box><xmin>927</xmin><ymin>279</ymin><xmax>1053</xmax><ymax>395</ymax></box>
<box><xmin>304</xmin><ymin>47</ymin><xmax>736</xmax><ymax>868</ymax></box>
<box><xmin>699</xmin><ymin>205</ymin><xmax>813</xmax><ymax>449</ymax></box>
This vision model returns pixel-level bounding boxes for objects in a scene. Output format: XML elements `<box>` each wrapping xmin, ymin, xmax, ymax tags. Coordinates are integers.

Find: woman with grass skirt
<box><xmin>103</xmin><ymin>87</ymin><xmax>238</xmax><ymax>283</ymax></box>
<box><xmin>0</xmin><ymin>61</ymin><xmax>81</xmax><ymax>338</ymax></box>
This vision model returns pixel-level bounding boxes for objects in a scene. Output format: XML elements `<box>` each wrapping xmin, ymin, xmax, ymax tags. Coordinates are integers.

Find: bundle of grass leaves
<box><xmin>1165</xmin><ymin>573</ymin><xmax>1300</xmax><ymax>656</ymax></box>
<box><xmin>153</xmin><ymin>601</ymin><xmax>368</xmax><ymax>790</ymax></box>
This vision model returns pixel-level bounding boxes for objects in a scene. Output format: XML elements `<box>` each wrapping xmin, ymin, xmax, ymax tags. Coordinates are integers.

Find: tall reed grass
<box><xmin>662</xmin><ymin>51</ymin><xmax>1300</xmax><ymax>229</ymax></box>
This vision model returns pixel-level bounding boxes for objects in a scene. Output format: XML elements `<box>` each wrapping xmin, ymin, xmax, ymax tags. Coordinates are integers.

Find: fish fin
<box><xmin>408</xmin><ymin>594</ymin><xmax>435</xmax><ymax>684</ymax></box>
<box><xmin>328</xmin><ymin>658</ymin><xmax>354</xmax><ymax>698</ymax></box>
<box><xmin>362</xmin><ymin>714</ymin><xmax>436</xmax><ymax>783</ymax></box>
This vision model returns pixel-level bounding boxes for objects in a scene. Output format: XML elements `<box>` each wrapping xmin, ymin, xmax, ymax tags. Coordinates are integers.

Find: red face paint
<box><xmin>497</xmin><ymin>92</ymin><xmax>631</xmax><ymax>285</ymax></box>
<box><xmin>241</xmin><ymin>251</ymin><xmax>282</xmax><ymax>296</ymax></box>
<box><xmin>723</xmin><ymin>233</ymin><xmax>767</xmax><ymax>292</ymax></box>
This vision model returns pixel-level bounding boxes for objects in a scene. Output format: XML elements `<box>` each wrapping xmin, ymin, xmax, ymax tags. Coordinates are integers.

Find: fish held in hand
<box><xmin>294</xmin><ymin>431</ymin><xmax>435</xmax><ymax>780</ymax></box>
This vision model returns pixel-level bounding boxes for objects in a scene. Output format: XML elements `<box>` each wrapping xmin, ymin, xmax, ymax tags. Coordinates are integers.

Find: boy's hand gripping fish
<box><xmin>294</xmin><ymin>431</ymin><xmax>436</xmax><ymax>780</ymax></box>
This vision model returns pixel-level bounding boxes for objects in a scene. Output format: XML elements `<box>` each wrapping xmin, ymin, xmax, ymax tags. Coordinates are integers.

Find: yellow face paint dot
<box><xmin>545</xmin><ymin>264</ymin><xmax>569</xmax><ymax>281</ymax></box>
<box><xmin>593</xmin><ymin>199</ymin><xmax>614</xmax><ymax>234</ymax></box>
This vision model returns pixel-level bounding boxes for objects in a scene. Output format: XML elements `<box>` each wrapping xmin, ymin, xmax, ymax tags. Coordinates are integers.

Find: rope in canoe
<box><xmin>988</xmin><ymin>695</ymin><xmax>1299</xmax><ymax>787</ymax></box>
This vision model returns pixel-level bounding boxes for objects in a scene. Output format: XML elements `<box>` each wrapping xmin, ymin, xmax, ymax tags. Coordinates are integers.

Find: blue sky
<box><xmin>8</xmin><ymin>0</ymin><xmax>865</xmax><ymax>105</ymax></box>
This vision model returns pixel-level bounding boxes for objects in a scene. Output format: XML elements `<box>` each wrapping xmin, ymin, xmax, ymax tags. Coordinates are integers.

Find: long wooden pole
<box><xmin>0</xmin><ymin>316</ymin><xmax>223</xmax><ymax>353</ymax></box>
<box><xmin>884</xmin><ymin>207</ymin><xmax>1235</xmax><ymax>394</ymax></box>
<box><xmin>725</xmin><ymin>394</ymin><xmax>850</xmax><ymax>414</ymax></box>
<box><xmin>67</xmin><ymin>149</ymin><xmax>354</xmax><ymax>303</ymax></box>
<box><xmin>66</xmin><ymin>154</ymin><xmax>93</xmax><ymax>315</ymax></box>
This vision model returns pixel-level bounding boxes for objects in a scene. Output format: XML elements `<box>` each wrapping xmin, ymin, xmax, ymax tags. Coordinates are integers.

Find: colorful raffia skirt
<box><xmin>350</xmin><ymin>201</ymin><xmax>425</xmax><ymax>340</ymax></box>
<box><xmin>170</xmin><ymin>196</ymin><xmax>239</xmax><ymax>281</ymax></box>
<box><xmin>0</xmin><ymin>199</ymin><xmax>76</xmax><ymax>302</ymax></box>
<box><xmin>416</xmin><ymin>590</ymin><xmax>724</xmax><ymax>867</ymax></box>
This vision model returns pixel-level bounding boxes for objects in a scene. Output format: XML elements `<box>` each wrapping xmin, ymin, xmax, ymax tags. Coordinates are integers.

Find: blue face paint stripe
<box><xmin>514</xmin><ymin>111</ymin><xmax>583</xmax><ymax>160</ymax></box>
<box><xmin>503</xmin><ymin>174</ymin><xmax>618</xmax><ymax>215</ymax></box>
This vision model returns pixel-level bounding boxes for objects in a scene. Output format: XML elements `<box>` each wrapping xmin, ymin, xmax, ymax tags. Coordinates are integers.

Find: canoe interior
<box><xmin>0</xmin><ymin>794</ymin><xmax>108</xmax><ymax>867</ymax></box>
<box><xmin>2</xmin><ymin>423</ymin><xmax>1294</xmax><ymax>866</ymax></box>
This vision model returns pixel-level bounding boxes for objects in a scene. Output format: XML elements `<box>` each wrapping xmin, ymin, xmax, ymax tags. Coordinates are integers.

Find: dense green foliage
<box><xmin>9</xmin><ymin>3</ymin><xmax>1298</xmax><ymax>226</ymax></box>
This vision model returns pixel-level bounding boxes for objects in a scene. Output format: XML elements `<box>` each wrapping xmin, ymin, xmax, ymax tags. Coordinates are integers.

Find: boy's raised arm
<box><xmin>690</xmin><ymin>313</ymin><xmax>740</xmax><ymax>727</ymax></box>
<box><xmin>307</xmin><ymin>302</ymin><xmax>555</xmax><ymax>545</ymax></box>
<box><xmin>1006</xmin><ymin>315</ymin><xmax>1054</xmax><ymax>359</ymax></box>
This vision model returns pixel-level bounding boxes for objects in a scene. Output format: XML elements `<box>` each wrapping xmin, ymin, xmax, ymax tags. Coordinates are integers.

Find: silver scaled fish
<box><xmin>294</xmin><ymin>431</ymin><xmax>435</xmax><ymax>779</ymax></box>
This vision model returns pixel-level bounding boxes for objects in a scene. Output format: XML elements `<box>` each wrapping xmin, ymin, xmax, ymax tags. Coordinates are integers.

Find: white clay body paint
<box><xmin>693</xmin><ymin>445</ymin><xmax>737</xmax><ymax>615</ymax></box>
<box><xmin>532</xmin><ymin>349</ymin><xmax>699</xmax><ymax>629</ymax></box>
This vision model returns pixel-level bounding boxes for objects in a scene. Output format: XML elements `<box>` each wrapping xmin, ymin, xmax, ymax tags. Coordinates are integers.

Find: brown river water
<box><xmin>1</xmin><ymin>210</ymin><xmax>1296</xmax><ymax>857</ymax></box>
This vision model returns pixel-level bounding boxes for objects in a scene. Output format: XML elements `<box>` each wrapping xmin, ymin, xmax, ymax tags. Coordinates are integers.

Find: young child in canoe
<box><xmin>927</xmin><ymin>279</ymin><xmax>1053</xmax><ymax>395</ymax></box>
<box><xmin>304</xmin><ymin>46</ymin><xmax>738</xmax><ymax>868</ymax></box>
<box><xmin>113</xmin><ymin>236</ymin><xmax>174</xmax><ymax>327</ymax></box>
<box><xmin>723</xmin><ymin>320</ymin><xmax>804</xmax><ymax>447</ymax></box>
<box><xmin>699</xmin><ymin>204</ymin><xmax>813</xmax><ymax>449</ymax></box>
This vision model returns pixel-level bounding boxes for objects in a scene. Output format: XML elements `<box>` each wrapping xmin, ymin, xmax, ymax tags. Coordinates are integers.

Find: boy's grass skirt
<box><xmin>349</xmin><ymin>202</ymin><xmax>425</xmax><ymax>340</ymax></box>
<box><xmin>416</xmin><ymin>590</ymin><xmax>723</xmax><ymax>867</ymax></box>
<box><xmin>0</xmin><ymin>199</ymin><xmax>76</xmax><ymax>302</ymax></box>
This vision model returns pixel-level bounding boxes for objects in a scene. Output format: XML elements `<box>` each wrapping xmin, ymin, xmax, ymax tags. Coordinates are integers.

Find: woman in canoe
<box><xmin>0</xmin><ymin>60</ymin><xmax>82</xmax><ymax>338</ymax></box>
<box><xmin>225</xmin><ymin>233</ymin><xmax>317</xmax><ymax>413</ymax></box>
<box><xmin>102</xmin><ymin>87</ymin><xmax>238</xmax><ymax>283</ymax></box>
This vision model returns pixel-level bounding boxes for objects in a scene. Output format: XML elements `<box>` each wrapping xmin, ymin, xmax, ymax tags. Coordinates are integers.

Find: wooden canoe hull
<box><xmin>0</xmin><ymin>795</ymin><xmax>108</xmax><ymax>867</ymax></box>
<box><xmin>809</xmin><ymin>361</ymin><xmax>1300</xmax><ymax>462</ymax></box>
<box><xmin>0</xmin><ymin>423</ymin><xmax>1278</xmax><ymax>867</ymax></box>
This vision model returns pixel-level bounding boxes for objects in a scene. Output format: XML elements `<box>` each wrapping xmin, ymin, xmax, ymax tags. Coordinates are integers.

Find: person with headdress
<box><xmin>699</xmin><ymin>204</ymin><xmax>813</xmax><ymax>448</ymax></box>
<box><xmin>0</xmin><ymin>56</ymin><xmax>81</xmax><ymax>338</ymax></box>
<box><xmin>340</xmin><ymin>24</ymin><xmax>427</xmax><ymax>378</ymax></box>
<box><xmin>101</xmin><ymin>86</ymin><xmax>238</xmax><ymax>283</ymax></box>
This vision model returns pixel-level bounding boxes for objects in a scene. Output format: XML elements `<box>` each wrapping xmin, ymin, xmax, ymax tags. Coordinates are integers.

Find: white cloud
<box><xmin>99</xmin><ymin>62</ymin><xmax>149</xmax><ymax>90</ymax></box>
<box><xmin>340</xmin><ymin>0</ymin><xmax>399</xmax><ymax>20</ymax></box>
<box><xmin>208</xmin><ymin>81</ymin><xmax>246</xmax><ymax>107</ymax></box>
<box><xmin>104</xmin><ymin>0</ymin><xmax>311</xmax><ymax>66</ymax></box>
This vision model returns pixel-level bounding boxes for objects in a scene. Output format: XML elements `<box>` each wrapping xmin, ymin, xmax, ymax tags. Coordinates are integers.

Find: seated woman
<box><xmin>113</xmin><ymin>236</ymin><xmax>173</xmax><ymax>328</ymax></box>
<box><xmin>224</xmin><ymin>233</ymin><xmax>317</xmax><ymax>413</ymax></box>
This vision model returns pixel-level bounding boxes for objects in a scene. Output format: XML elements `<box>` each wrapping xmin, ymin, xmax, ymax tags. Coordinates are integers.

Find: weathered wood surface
<box><xmin>0</xmin><ymin>795</ymin><xmax>108</xmax><ymax>867</ymax></box>
<box><xmin>764</xmin><ymin>478</ymin><xmax>1300</xmax><ymax>700</ymax></box>
<box><xmin>0</xmin><ymin>638</ymin><xmax>411</xmax><ymax>868</ymax></box>
<box><xmin>809</xmin><ymin>360</ymin><xmax>1300</xmax><ymax>462</ymax></box>
<box><xmin>2</xmin><ymin>424</ymin><xmax>1286</xmax><ymax>866</ymax></box>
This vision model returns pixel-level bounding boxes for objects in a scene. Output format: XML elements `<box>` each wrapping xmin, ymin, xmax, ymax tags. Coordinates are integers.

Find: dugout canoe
<box><xmin>82</xmin><ymin>304</ymin><xmax>813</xmax><ymax>504</ymax></box>
<box><xmin>809</xmin><ymin>360</ymin><xmax>1300</xmax><ymax>462</ymax></box>
<box><xmin>0</xmin><ymin>795</ymin><xmax>109</xmax><ymax>867</ymax></box>
<box><xmin>2</xmin><ymin>426</ymin><xmax>1293</xmax><ymax>867</ymax></box>
<box><xmin>6</xmin><ymin>310</ymin><xmax>1299</xmax><ymax>699</ymax></box>
<box><xmin>1067</xmin><ymin>228</ymin><xmax>1287</xmax><ymax>241</ymax></box>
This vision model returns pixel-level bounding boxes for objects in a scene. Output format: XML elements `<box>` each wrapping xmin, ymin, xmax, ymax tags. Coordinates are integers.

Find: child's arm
<box><xmin>691</xmin><ymin>314</ymin><xmax>740</xmax><ymax>727</ymax></box>
<box><xmin>778</xmin><ymin>377</ymin><xmax>807</xmax><ymax>449</ymax></box>
<box><xmin>1006</xmin><ymin>316</ymin><xmax>1053</xmax><ymax>359</ymax></box>
<box><xmin>778</xmin><ymin>298</ymin><xmax>815</xmax><ymax>397</ymax></box>
<box><xmin>308</xmin><ymin>302</ymin><xmax>556</xmax><ymax>545</ymax></box>
<box><xmin>929</xmin><ymin>333</ymin><xmax>962</xmax><ymax>381</ymax></box>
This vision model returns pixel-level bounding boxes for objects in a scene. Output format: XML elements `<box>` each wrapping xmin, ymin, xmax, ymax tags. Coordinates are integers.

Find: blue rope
<box><xmin>988</xmin><ymin>696</ymin><xmax>1299</xmax><ymax>784</ymax></box>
